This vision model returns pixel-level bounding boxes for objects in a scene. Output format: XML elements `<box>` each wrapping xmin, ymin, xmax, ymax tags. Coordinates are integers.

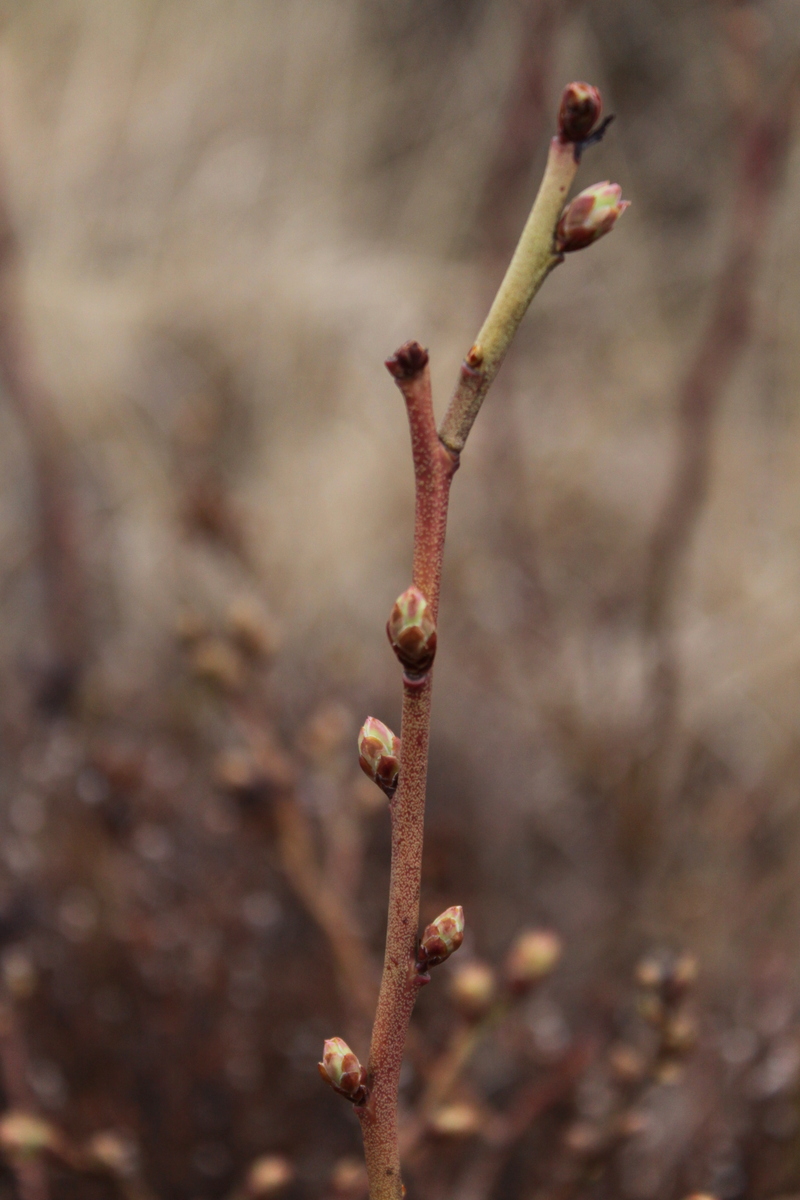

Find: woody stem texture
<box><xmin>359</xmin><ymin>346</ymin><xmax>457</xmax><ymax>1199</ymax></box>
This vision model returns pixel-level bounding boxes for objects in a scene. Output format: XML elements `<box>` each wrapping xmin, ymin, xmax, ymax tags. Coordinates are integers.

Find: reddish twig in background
<box><xmin>477</xmin><ymin>0</ymin><xmax>572</xmax><ymax>263</ymax></box>
<box><xmin>319</xmin><ymin>84</ymin><xmax>629</xmax><ymax>1200</ymax></box>
<box><xmin>620</xmin><ymin>42</ymin><xmax>800</xmax><ymax>873</ymax></box>
<box><xmin>0</xmin><ymin>1001</ymin><xmax>49</xmax><ymax>1200</ymax></box>
<box><xmin>449</xmin><ymin>1040</ymin><xmax>594</xmax><ymax>1200</ymax></box>
<box><xmin>0</xmin><ymin>166</ymin><xmax>86</xmax><ymax>709</ymax></box>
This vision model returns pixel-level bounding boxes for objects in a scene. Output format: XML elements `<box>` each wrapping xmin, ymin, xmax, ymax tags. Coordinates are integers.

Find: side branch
<box><xmin>439</xmin><ymin>136</ymin><xmax>578</xmax><ymax>453</ymax></box>
<box><xmin>386</xmin><ymin>341</ymin><xmax>458</xmax><ymax>614</ymax></box>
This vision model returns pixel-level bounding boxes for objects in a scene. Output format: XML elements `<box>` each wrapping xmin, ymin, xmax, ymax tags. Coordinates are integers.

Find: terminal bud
<box><xmin>419</xmin><ymin>906</ymin><xmax>464</xmax><ymax>970</ymax></box>
<box><xmin>358</xmin><ymin>717</ymin><xmax>400</xmax><ymax>799</ymax></box>
<box><xmin>318</xmin><ymin>1038</ymin><xmax>369</xmax><ymax>1106</ymax></box>
<box><xmin>556</xmin><ymin>182</ymin><xmax>629</xmax><ymax>253</ymax></box>
<box><xmin>558</xmin><ymin>82</ymin><xmax>603</xmax><ymax>143</ymax></box>
<box><xmin>386</xmin><ymin>585</ymin><xmax>437</xmax><ymax>681</ymax></box>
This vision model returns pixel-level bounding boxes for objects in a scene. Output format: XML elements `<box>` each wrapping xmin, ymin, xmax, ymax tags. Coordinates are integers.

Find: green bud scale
<box><xmin>318</xmin><ymin>1037</ymin><xmax>369</xmax><ymax>1106</ymax></box>
<box><xmin>386</xmin><ymin>585</ymin><xmax>437</xmax><ymax>681</ymax></box>
<box><xmin>419</xmin><ymin>905</ymin><xmax>464</xmax><ymax>970</ymax></box>
<box><xmin>556</xmin><ymin>182</ymin><xmax>629</xmax><ymax>253</ymax></box>
<box><xmin>358</xmin><ymin>717</ymin><xmax>400</xmax><ymax>799</ymax></box>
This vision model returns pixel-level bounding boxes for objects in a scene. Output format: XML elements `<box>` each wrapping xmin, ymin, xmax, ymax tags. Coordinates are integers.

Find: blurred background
<box><xmin>0</xmin><ymin>1</ymin><xmax>800</xmax><ymax>1197</ymax></box>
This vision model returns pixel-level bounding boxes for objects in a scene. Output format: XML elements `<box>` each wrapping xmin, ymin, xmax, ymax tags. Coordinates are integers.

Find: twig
<box><xmin>359</xmin><ymin>346</ymin><xmax>459</xmax><ymax>1197</ymax></box>
<box><xmin>352</xmin><ymin>88</ymin><xmax>627</xmax><ymax>1200</ymax></box>
<box><xmin>231</xmin><ymin>704</ymin><xmax>379</xmax><ymax>1040</ymax></box>
<box><xmin>450</xmin><ymin>1041</ymin><xmax>592</xmax><ymax>1200</ymax></box>
<box><xmin>439</xmin><ymin>136</ymin><xmax>578</xmax><ymax>455</ymax></box>
<box><xmin>0</xmin><ymin>1002</ymin><xmax>49</xmax><ymax>1200</ymax></box>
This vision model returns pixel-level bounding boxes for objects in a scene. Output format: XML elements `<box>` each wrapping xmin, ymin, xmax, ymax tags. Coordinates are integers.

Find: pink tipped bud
<box><xmin>386</xmin><ymin>586</ymin><xmax>437</xmax><ymax>680</ymax></box>
<box><xmin>419</xmin><ymin>906</ymin><xmax>464</xmax><ymax>970</ymax></box>
<box><xmin>318</xmin><ymin>1038</ymin><xmax>368</xmax><ymax>1105</ymax></box>
<box><xmin>358</xmin><ymin>717</ymin><xmax>400</xmax><ymax>799</ymax></box>
<box><xmin>450</xmin><ymin>960</ymin><xmax>496</xmax><ymax>1020</ymax></box>
<box><xmin>558</xmin><ymin>82</ymin><xmax>603</xmax><ymax>143</ymax></box>
<box><xmin>505</xmin><ymin>929</ymin><xmax>562</xmax><ymax>993</ymax></box>
<box><xmin>556</xmin><ymin>182</ymin><xmax>630</xmax><ymax>253</ymax></box>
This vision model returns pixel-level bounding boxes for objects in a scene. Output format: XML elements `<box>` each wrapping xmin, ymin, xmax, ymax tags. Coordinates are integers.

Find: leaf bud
<box><xmin>450</xmin><ymin>960</ymin><xmax>496</xmax><ymax>1021</ymax></box>
<box><xmin>634</xmin><ymin>953</ymin><xmax>664</xmax><ymax>991</ymax></box>
<box><xmin>607</xmin><ymin>1043</ymin><xmax>647</xmax><ymax>1086</ymax></box>
<box><xmin>85</xmin><ymin>1131</ymin><xmax>139</xmax><ymax>1178</ymax></box>
<box><xmin>556</xmin><ymin>182</ymin><xmax>629</xmax><ymax>253</ymax></box>
<box><xmin>428</xmin><ymin>1102</ymin><xmax>482</xmax><ymax>1138</ymax></box>
<box><xmin>318</xmin><ymin>1038</ymin><xmax>368</xmax><ymax>1106</ymax></box>
<box><xmin>558</xmin><ymin>81</ymin><xmax>603</xmax><ymax>144</ymax></box>
<box><xmin>0</xmin><ymin>1112</ymin><xmax>58</xmax><ymax>1157</ymax></box>
<box><xmin>386</xmin><ymin>585</ymin><xmax>437</xmax><ymax>681</ymax></box>
<box><xmin>419</xmin><ymin>905</ymin><xmax>464</xmax><ymax>970</ymax></box>
<box><xmin>358</xmin><ymin>717</ymin><xmax>400</xmax><ymax>799</ymax></box>
<box><xmin>505</xmin><ymin>929</ymin><xmax>562</xmax><ymax>993</ymax></box>
<box><xmin>329</xmin><ymin>1156</ymin><xmax>369</xmax><ymax>1199</ymax></box>
<box><xmin>243</xmin><ymin>1155</ymin><xmax>295</xmax><ymax>1196</ymax></box>
<box><xmin>662</xmin><ymin>1014</ymin><xmax>697</xmax><ymax>1056</ymax></box>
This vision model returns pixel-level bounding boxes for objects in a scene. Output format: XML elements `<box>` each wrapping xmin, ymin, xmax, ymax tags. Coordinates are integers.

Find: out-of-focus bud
<box><xmin>318</xmin><ymin>1038</ymin><xmax>369</xmax><ymax>1106</ymax></box>
<box><xmin>615</xmin><ymin>1109</ymin><xmax>648</xmax><ymax>1139</ymax></box>
<box><xmin>386</xmin><ymin>586</ymin><xmax>437</xmax><ymax>681</ymax></box>
<box><xmin>1</xmin><ymin>946</ymin><xmax>37</xmax><ymax>1000</ymax></box>
<box><xmin>428</xmin><ymin>1102</ymin><xmax>482</xmax><ymax>1138</ymax></box>
<box><xmin>226</xmin><ymin>598</ymin><xmax>279</xmax><ymax>662</ymax></box>
<box><xmin>662</xmin><ymin>1014</ymin><xmax>697</xmax><ymax>1056</ymax></box>
<box><xmin>607</xmin><ymin>1043</ymin><xmax>647</xmax><ymax>1086</ymax></box>
<box><xmin>637</xmin><ymin>990</ymin><xmax>665</xmax><ymax>1028</ymax></box>
<box><xmin>450</xmin><ymin>960</ymin><xmax>496</xmax><ymax>1021</ymax></box>
<box><xmin>0</xmin><ymin>1112</ymin><xmax>58</xmax><ymax>1157</ymax></box>
<box><xmin>189</xmin><ymin>637</ymin><xmax>246</xmax><ymax>691</ymax></box>
<box><xmin>358</xmin><ymin>717</ymin><xmax>400</xmax><ymax>799</ymax></box>
<box><xmin>558</xmin><ymin>81</ymin><xmax>603</xmax><ymax>143</ymax></box>
<box><xmin>556</xmin><ymin>182</ymin><xmax>629</xmax><ymax>253</ymax></box>
<box><xmin>85</xmin><ymin>1131</ymin><xmax>139</xmax><ymax>1178</ymax></box>
<box><xmin>329</xmin><ymin>1156</ymin><xmax>369</xmax><ymax>1199</ymax></box>
<box><xmin>505</xmin><ymin>929</ymin><xmax>562</xmax><ymax>993</ymax></box>
<box><xmin>419</xmin><ymin>906</ymin><xmax>464</xmax><ymax>970</ymax></box>
<box><xmin>563</xmin><ymin>1121</ymin><xmax>607</xmax><ymax>1161</ymax></box>
<box><xmin>300</xmin><ymin>701</ymin><xmax>352</xmax><ymax>766</ymax></box>
<box><xmin>243</xmin><ymin>1155</ymin><xmax>295</xmax><ymax>1196</ymax></box>
<box><xmin>635</xmin><ymin>949</ymin><xmax>698</xmax><ymax>1005</ymax></box>
<box><xmin>634</xmin><ymin>954</ymin><xmax>664</xmax><ymax>992</ymax></box>
<box><xmin>666</xmin><ymin>952</ymin><xmax>698</xmax><ymax>1002</ymax></box>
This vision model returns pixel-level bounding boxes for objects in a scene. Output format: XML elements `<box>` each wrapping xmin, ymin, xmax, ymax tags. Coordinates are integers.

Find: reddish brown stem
<box><xmin>359</xmin><ymin>344</ymin><xmax>458</xmax><ymax>1199</ymax></box>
